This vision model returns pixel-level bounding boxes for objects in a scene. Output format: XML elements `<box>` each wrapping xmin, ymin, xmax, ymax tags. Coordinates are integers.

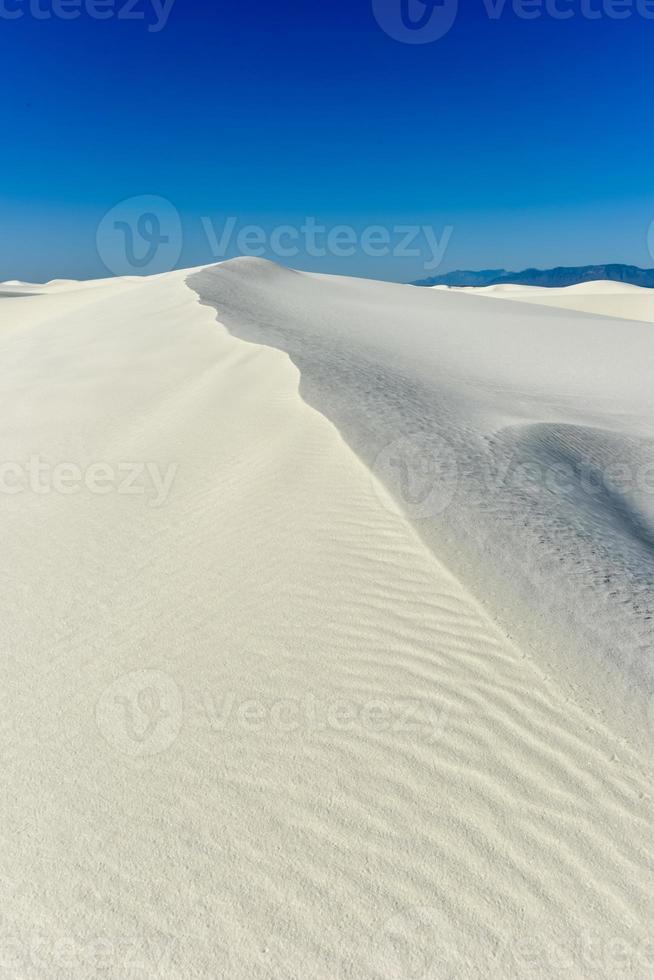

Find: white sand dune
<box><xmin>195</xmin><ymin>261</ymin><xmax>654</xmax><ymax>747</ymax></box>
<box><xmin>0</xmin><ymin>263</ymin><xmax>652</xmax><ymax>978</ymax></box>
<box><xmin>436</xmin><ymin>279</ymin><xmax>654</xmax><ymax>322</ymax></box>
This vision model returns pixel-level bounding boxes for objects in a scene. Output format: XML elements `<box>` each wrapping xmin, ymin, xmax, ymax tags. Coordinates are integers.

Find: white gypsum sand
<box><xmin>0</xmin><ymin>263</ymin><xmax>652</xmax><ymax>978</ymax></box>
<box><xmin>435</xmin><ymin>279</ymin><xmax>654</xmax><ymax>323</ymax></box>
<box><xmin>191</xmin><ymin>261</ymin><xmax>654</xmax><ymax>748</ymax></box>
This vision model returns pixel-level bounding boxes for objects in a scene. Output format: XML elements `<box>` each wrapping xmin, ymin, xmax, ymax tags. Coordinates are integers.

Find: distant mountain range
<box><xmin>414</xmin><ymin>264</ymin><xmax>654</xmax><ymax>289</ymax></box>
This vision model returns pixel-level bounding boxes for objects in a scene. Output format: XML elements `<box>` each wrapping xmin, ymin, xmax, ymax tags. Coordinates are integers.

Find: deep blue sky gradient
<box><xmin>2</xmin><ymin>0</ymin><xmax>654</xmax><ymax>281</ymax></box>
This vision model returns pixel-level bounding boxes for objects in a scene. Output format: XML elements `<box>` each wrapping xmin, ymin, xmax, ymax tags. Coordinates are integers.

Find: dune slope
<box><xmin>0</xmin><ymin>265</ymin><xmax>652</xmax><ymax>978</ymax></box>
<box><xmin>190</xmin><ymin>260</ymin><xmax>654</xmax><ymax>749</ymax></box>
<box><xmin>438</xmin><ymin>279</ymin><xmax>654</xmax><ymax>323</ymax></box>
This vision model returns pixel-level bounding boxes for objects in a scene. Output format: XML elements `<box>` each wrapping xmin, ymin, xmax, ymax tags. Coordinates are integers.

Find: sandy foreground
<box><xmin>0</xmin><ymin>263</ymin><xmax>652</xmax><ymax>978</ymax></box>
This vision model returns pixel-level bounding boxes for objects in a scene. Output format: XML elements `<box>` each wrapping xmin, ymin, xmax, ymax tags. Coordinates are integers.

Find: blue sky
<box><xmin>2</xmin><ymin>0</ymin><xmax>654</xmax><ymax>281</ymax></box>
